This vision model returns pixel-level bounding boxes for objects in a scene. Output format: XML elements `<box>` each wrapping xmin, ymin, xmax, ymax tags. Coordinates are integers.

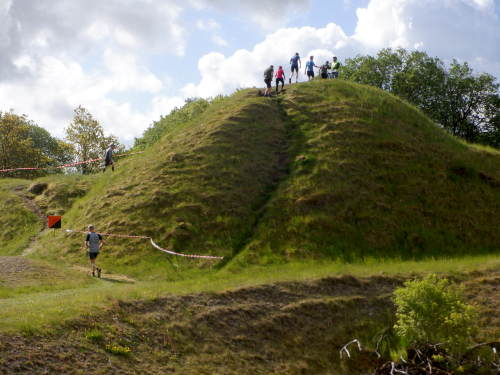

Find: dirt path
<box><xmin>13</xmin><ymin>185</ymin><xmax>49</xmax><ymax>256</ymax></box>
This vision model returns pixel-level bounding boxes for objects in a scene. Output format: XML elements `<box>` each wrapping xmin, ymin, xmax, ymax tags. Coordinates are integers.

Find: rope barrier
<box><xmin>66</xmin><ymin>230</ymin><xmax>224</xmax><ymax>260</ymax></box>
<box><xmin>0</xmin><ymin>151</ymin><xmax>144</xmax><ymax>173</ymax></box>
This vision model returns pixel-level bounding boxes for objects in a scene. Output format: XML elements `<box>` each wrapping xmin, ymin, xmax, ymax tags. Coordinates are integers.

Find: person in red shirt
<box><xmin>275</xmin><ymin>66</ymin><xmax>285</xmax><ymax>94</ymax></box>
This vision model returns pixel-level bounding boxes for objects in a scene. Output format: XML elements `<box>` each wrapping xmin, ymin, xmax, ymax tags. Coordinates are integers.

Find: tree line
<box><xmin>340</xmin><ymin>47</ymin><xmax>500</xmax><ymax>148</ymax></box>
<box><xmin>0</xmin><ymin>106</ymin><xmax>122</xmax><ymax>178</ymax></box>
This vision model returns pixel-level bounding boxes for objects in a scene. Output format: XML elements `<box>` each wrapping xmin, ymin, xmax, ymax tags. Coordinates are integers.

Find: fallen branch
<box><xmin>340</xmin><ymin>339</ymin><xmax>362</xmax><ymax>359</ymax></box>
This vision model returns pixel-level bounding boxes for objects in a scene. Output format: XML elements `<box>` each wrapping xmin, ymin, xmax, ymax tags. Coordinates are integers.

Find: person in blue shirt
<box><xmin>304</xmin><ymin>56</ymin><xmax>319</xmax><ymax>81</ymax></box>
<box><xmin>289</xmin><ymin>53</ymin><xmax>301</xmax><ymax>84</ymax></box>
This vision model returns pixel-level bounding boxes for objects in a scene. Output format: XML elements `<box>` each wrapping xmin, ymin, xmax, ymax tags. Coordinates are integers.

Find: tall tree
<box><xmin>0</xmin><ymin>110</ymin><xmax>47</xmax><ymax>178</ymax></box>
<box><xmin>64</xmin><ymin>106</ymin><xmax>123</xmax><ymax>174</ymax></box>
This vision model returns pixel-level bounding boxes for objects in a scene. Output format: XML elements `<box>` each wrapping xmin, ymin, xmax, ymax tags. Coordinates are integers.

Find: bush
<box><xmin>393</xmin><ymin>274</ymin><xmax>477</xmax><ymax>353</ymax></box>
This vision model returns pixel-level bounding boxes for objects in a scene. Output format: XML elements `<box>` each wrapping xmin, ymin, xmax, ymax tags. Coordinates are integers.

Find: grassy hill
<box><xmin>233</xmin><ymin>81</ymin><xmax>500</xmax><ymax>266</ymax></box>
<box><xmin>1</xmin><ymin>79</ymin><xmax>500</xmax><ymax>374</ymax></box>
<box><xmin>2</xmin><ymin>79</ymin><xmax>498</xmax><ymax>278</ymax></box>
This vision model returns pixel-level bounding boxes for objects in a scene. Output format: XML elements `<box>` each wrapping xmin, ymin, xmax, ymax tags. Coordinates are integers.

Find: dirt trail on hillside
<box><xmin>13</xmin><ymin>185</ymin><xmax>49</xmax><ymax>256</ymax></box>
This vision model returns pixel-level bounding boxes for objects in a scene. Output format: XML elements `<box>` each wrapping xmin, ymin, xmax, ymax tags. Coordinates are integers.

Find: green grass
<box><xmin>0</xmin><ymin>180</ymin><xmax>42</xmax><ymax>255</ymax></box>
<box><xmin>232</xmin><ymin>80</ymin><xmax>500</xmax><ymax>266</ymax></box>
<box><xmin>1</xmin><ymin>254</ymin><xmax>499</xmax><ymax>331</ymax></box>
<box><xmin>1</xmin><ymin>80</ymin><xmax>500</xmax><ymax>373</ymax></box>
<box><xmin>3</xmin><ymin>81</ymin><xmax>497</xmax><ymax>275</ymax></box>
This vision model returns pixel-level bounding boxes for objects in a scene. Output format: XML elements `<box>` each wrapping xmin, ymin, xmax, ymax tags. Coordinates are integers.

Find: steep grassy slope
<box><xmin>29</xmin><ymin>90</ymin><xmax>287</xmax><ymax>276</ymax></box>
<box><xmin>7</xmin><ymin>80</ymin><xmax>500</xmax><ymax>275</ymax></box>
<box><xmin>234</xmin><ymin>80</ymin><xmax>500</xmax><ymax>265</ymax></box>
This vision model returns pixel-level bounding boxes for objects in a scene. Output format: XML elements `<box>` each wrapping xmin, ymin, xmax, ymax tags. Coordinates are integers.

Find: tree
<box><xmin>0</xmin><ymin>110</ymin><xmax>47</xmax><ymax>178</ymax></box>
<box><xmin>393</xmin><ymin>274</ymin><xmax>477</xmax><ymax>354</ymax></box>
<box><xmin>64</xmin><ymin>106</ymin><xmax>123</xmax><ymax>174</ymax></box>
<box><xmin>341</xmin><ymin>48</ymin><xmax>500</xmax><ymax>148</ymax></box>
<box><xmin>434</xmin><ymin>61</ymin><xmax>500</xmax><ymax>140</ymax></box>
<box><xmin>27</xmin><ymin>123</ymin><xmax>74</xmax><ymax>169</ymax></box>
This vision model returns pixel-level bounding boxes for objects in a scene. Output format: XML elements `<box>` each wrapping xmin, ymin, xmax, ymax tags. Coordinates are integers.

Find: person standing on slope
<box><xmin>305</xmin><ymin>56</ymin><xmax>319</xmax><ymax>81</ymax></box>
<box><xmin>320</xmin><ymin>61</ymin><xmax>329</xmax><ymax>79</ymax></box>
<box><xmin>263</xmin><ymin>65</ymin><xmax>274</xmax><ymax>97</ymax></box>
<box><xmin>85</xmin><ymin>224</ymin><xmax>105</xmax><ymax>277</ymax></box>
<box><xmin>289</xmin><ymin>52</ymin><xmax>301</xmax><ymax>83</ymax></box>
<box><xmin>330</xmin><ymin>56</ymin><xmax>340</xmax><ymax>79</ymax></box>
<box><xmin>275</xmin><ymin>66</ymin><xmax>285</xmax><ymax>94</ymax></box>
<box><xmin>102</xmin><ymin>143</ymin><xmax>115</xmax><ymax>173</ymax></box>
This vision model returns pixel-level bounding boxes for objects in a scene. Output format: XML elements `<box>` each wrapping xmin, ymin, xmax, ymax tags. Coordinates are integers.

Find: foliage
<box><xmin>0</xmin><ymin>110</ymin><xmax>48</xmax><ymax>178</ymax></box>
<box><xmin>341</xmin><ymin>47</ymin><xmax>500</xmax><ymax>148</ymax></box>
<box><xmin>393</xmin><ymin>274</ymin><xmax>478</xmax><ymax>353</ymax></box>
<box><xmin>105</xmin><ymin>344</ymin><xmax>131</xmax><ymax>355</ymax></box>
<box><xmin>64</xmin><ymin>106</ymin><xmax>123</xmax><ymax>174</ymax></box>
<box><xmin>84</xmin><ymin>329</ymin><xmax>103</xmax><ymax>341</ymax></box>
<box><xmin>133</xmin><ymin>95</ymin><xmax>228</xmax><ymax>150</ymax></box>
<box><xmin>27</xmin><ymin>123</ymin><xmax>74</xmax><ymax>171</ymax></box>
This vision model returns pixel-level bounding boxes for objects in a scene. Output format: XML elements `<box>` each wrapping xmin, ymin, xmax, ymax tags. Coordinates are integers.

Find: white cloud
<box><xmin>0</xmin><ymin>53</ymin><xmax>176</xmax><ymax>145</ymax></box>
<box><xmin>197</xmin><ymin>19</ymin><xmax>221</xmax><ymax>30</ymax></box>
<box><xmin>184</xmin><ymin>0</ymin><xmax>500</xmax><ymax>98</ymax></box>
<box><xmin>211</xmin><ymin>35</ymin><xmax>228</xmax><ymax>46</ymax></box>
<box><xmin>189</xmin><ymin>0</ymin><xmax>311</xmax><ymax>29</ymax></box>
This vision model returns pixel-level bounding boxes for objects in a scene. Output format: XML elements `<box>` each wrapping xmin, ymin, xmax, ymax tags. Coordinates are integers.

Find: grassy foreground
<box><xmin>0</xmin><ymin>256</ymin><xmax>500</xmax><ymax>374</ymax></box>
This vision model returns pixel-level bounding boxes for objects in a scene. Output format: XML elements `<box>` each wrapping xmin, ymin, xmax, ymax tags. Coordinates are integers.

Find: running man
<box><xmin>305</xmin><ymin>56</ymin><xmax>319</xmax><ymax>81</ymax></box>
<box><xmin>275</xmin><ymin>66</ymin><xmax>285</xmax><ymax>94</ymax></box>
<box><xmin>263</xmin><ymin>65</ymin><xmax>274</xmax><ymax>97</ymax></box>
<box><xmin>85</xmin><ymin>225</ymin><xmax>105</xmax><ymax>277</ymax></box>
<box><xmin>330</xmin><ymin>56</ymin><xmax>340</xmax><ymax>79</ymax></box>
<box><xmin>320</xmin><ymin>61</ymin><xmax>329</xmax><ymax>79</ymax></box>
<box><xmin>102</xmin><ymin>143</ymin><xmax>115</xmax><ymax>173</ymax></box>
<box><xmin>289</xmin><ymin>52</ymin><xmax>301</xmax><ymax>83</ymax></box>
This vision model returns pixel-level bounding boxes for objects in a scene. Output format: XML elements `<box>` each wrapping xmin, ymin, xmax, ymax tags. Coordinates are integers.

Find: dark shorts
<box><xmin>264</xmin><ymin>78</ymin><xmax>272</xmax><ymax>88</ymax></box>
<box><xmin>321</xmin><ymin>73</ymin><xmax>328</xmax><ymax>79</ymax></box>
<box><xmin>307</xmin><ymin>71</ymin><xmax>314</xmax><ymax>78</ymax></box>
<box><xmin>291</xmin><ymin>65</ymin><xmax>298</xmax><ymax>73</ymax></box>
<box><xmin>104</xmin><ymin>159</ymin><xmax>113</xmax><ymax>167</ymax></box>
<box><xmin>89</xmin><ymin>252</ymin><xmax>99</xmax><ymax>260</ymax></box>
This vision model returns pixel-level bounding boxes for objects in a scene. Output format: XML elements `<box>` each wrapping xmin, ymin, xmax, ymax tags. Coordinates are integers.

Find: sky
<box><xmin>1</xmin><ymin>0</ymin><xmax>500</xmax><ymax>147</ymax></box>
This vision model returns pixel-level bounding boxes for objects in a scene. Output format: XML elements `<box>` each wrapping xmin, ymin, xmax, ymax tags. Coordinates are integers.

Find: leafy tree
<box><xmin>341</xmin><ymin>48</ymin><xmax>500</xmax><ymax>148</ymax></box>
<box><xmin>0</xmin><ymin>110</ymin><xmax>47</xmax><ymax>178</ymax></box>
<box><xmin>27</xmin><ymin>123</ymin><xmax>74</xmax><ymax>169</ymax></box>
<box><xmin>434</xmin><ymin>61</ymin><xmax>500</xmax><ymax>140</ymax></box>
<box><xmin>393</xmin><ymin>274</ymin><xmax>477</xmax><ymax>354</ymax></box>
<box><xmin>64</xmin><ymin>106</ymin><xmax>123</xmax><ymax>174</ymax></box>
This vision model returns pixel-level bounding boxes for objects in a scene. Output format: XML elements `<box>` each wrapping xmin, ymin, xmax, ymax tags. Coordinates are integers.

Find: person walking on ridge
<box><xmin>85</xmin><ymin>225</ymin><xmax>105</xmax><ymax>277</ymax></box>
<box><xmin>289</xmin><ymin>52</ymin><xmax>301</xmax><ymax>83</ymax></box>
<box><xmin>275</xmin><ymin>66</ymin><xmax>285</xmax><ymax>94</ymax></box>
<box><xmin>102</xmin><ymin>143</ymin><xmax>115</xmax><ymax>172</ymax></box>
<box><xmin>330</xmin><ymin>56</ymin><xmax>340</xmax><ymax>79</ymax></box>
<box><xmin>263</xmin><ymin>65</ymin><xmax>274</xmax><ymax>97</ymax></box>
<box><xmin>320</xmin><ymin>61</ymin><xmax>329</xmax><ymax>79</ymax></box>
<box><xmin>305</xmin><ymin>56</ymin><xmax>319</xmax><ymax>81</ymax></box>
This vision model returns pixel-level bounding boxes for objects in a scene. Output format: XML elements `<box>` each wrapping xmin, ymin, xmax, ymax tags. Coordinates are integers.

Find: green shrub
<box><xmin>393</xmin><ymin>274</ymin><xmax>478</xmax><ymax>353</ymax></box>
<box><xmin>84</xmin><ymin>329</ymin><xmax>103</xmax><ymax>342</ymax></box>
<box><xmin>105</xmin><ymin>344</ymin><xmax>131</xmax><ymax>355</ymax></box>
